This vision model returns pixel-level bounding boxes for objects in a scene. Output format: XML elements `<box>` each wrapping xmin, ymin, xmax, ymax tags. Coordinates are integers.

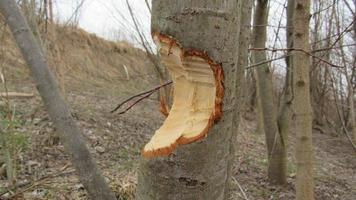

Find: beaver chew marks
<box><xmin>142</xmin><ymin>33</ymin><xmax>224</xmax><ymax>158</ymax></box>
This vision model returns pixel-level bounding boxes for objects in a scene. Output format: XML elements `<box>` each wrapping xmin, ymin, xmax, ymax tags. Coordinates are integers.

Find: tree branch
<box><xmin>111</xmin><ymin>81</ymin><xmax>173</xmax><ymax>114</ymax></box>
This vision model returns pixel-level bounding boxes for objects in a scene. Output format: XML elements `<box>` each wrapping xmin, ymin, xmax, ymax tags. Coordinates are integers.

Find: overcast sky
<box><xmin>53</xmin><ymin>0</ymin><xmax>291</xmax><ymax>49</ymax></box>
<box><xmin>53</xmin><ymin>0</ymin><xmax>354</xmax><ymax>64</ymax></box>
<box><xmin>54</xmin><ymin>0</ymin><xmax>151</xmax><ymax>44</ymax></box>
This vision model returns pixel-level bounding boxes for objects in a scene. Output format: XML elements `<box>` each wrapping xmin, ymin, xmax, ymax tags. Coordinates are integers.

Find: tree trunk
<box><xmin>351</xmin><ymin>1</ymin><xmax>356</xmax><ymax>144</ymax></box>
<box><xmin>234</xmin><ymin>0</ymin><xmax>253</xmax><ymax>126</ymax></box>
<box><xmin>0</xmin><ymin>1</ymin><xmax>116</xmax><ymax>200</ymax></box>
<box><xmin>293</xmin><ymin>0</ymin><xmax>315</xmax><ymax>199</ymax></box>
<box><xmin>229</xmin><ymin>0</ymin><xmax>253</xmax><ymax>197</ymax></box>
<box><xmin>137</xmin><ymin>1</ymin><xmax>242</xmax><ymax>199</ymax></box>
<box><xmin>252</xmin><ymin>0</ymin><xmax>287</xmax><ymax>185</ymax></box>
<box><xmin>276</xmin><ymin>0</ymin><xmax>294</xmax><ymax>179</ymax></box>
<box><xmin>347</xmin><ymin>68</ymin><xmax>356</xmax><ymax>144</ymax></box>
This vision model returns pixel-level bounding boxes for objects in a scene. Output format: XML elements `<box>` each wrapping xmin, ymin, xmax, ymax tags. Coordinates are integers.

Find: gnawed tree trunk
<box><xmin>252</xmin><ymin>0</ymin><xmax>287</xmax><ymax>185</ymax></box>
<box><xmin>137</xmin><ymin>1</ymin><xmax>242</xmax><ymax>199</ymax></box>
<box><xmin>0</xmin><ymin>1</ymin><xmax>116</xmax><ymax>200</ymax></box>
<box><xmin>293</xmin><ymin>0</ymin><xmax>315</xmax><ymax>199</ymax></box>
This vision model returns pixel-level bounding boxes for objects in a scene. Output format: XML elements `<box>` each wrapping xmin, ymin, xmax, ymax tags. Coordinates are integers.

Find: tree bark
<box><xmin>252</xmin><ymin>0</ymin><xmax>287</xmax><ymax>185</ymax></box>
<box><xmin>351</xmin><ymin>1</ymin><xmax>356</xmax><ymax>144</ymax></box>
<box><xmin>276</xmin><ymin>0</ymin><xmax>295</xmax><ymax>181</ymax></box>
<box><xmin>229</xmin><ymin>0</ymin><xmax>253</xmax><ymax>197</ymax></box>
<box><xmin>0</xmin><ymin>1</ymin><xmax>116</xmax><ymax>200</ymax></box>
<box><xmin>234</xmin><ymin>0</ymin><xmax>253</xmax><ymax>127</ymax></box>
<box><xmin>293</xmin><ymin>0</ymin><xmax>315</xmax><ymax>199</ymax></box>
<box><xmin>137</xmin><ymin>1</ymin><xmax>242</xmax><ymax>199</ymax></box>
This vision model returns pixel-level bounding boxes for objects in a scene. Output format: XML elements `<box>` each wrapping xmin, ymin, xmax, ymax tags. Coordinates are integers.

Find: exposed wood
<box><xmin>142</xmin><ymin>33</ymin><xmax>223</xmax><ymax>157</ymax></box>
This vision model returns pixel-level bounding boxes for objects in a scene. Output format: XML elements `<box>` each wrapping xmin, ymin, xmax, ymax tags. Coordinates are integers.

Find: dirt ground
<box><xmin>0</xmin><ymin>26</ymin><xmax>355</xmax><ymax>200</ymax></box>
<box><xmin>0</xmin><ymin>73</ymin><xmax>354</xmax><ymax>200</ymax></box>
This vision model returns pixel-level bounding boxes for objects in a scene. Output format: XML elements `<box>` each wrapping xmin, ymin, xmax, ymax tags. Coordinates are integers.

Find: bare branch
<box><xmin>111</xmin><ymin>81</ymin><xmax>173</xmax><ymax>114</ymax></box>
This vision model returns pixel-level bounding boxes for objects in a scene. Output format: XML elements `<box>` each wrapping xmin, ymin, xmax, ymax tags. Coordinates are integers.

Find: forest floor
<box><xmin>0</xmin><ymin>26</ymin><xmax>355</xmax><ymax>200</ymax></box>
<box><xmin>0</xmin><ymin>69</ymin><xmax>355</xmax><ymax>200</ymax></box>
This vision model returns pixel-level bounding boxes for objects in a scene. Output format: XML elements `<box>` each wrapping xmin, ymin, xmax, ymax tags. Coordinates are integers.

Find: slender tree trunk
<box><xmin>346</xmin><ymin>67</ymin><xmax>356</xmax><ymax>144</ymax></box>
<box><xmin>229</xmin><ymin>0</ymin><xmax>253</xmax><ymax>197</ymax></box>
<box><xmin>277</xmin><ymin>0</ymin><xmax>295</xmax><ymax>177</ymax></box>
<box><xmin>48</xmin><ymin>0</ymin><xmax>54</xmax><ymax>23</ymax></box>
<box><xmin>137</xmin><ymin>1</ymin><xmax>242</xmax><ymax>199</ymax></box>
<box><xmin>351</xmin><ymin>1</ymin><xmax>356</xmax><ymax>144</ymax></box>
<box><xmin>233</xmin><ymin>1</ymin><xmax>252</xmax><ymax>134</ymax></box>
<box><xmin>0</xmin><ymin>2</ymin><xmax>116</xmax><ymax>200</ymax></box>
<box><xmin>252</xmin><ymin>0</ymin><xmax>287</xmax><ymax>185</ymax></box>
<box><xmin>293</xmin><ymin>0</ymin><xmax>315</xmax><ymax>199</ymax></box>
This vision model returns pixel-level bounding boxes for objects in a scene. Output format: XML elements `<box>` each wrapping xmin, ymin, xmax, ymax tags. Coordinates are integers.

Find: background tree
<box><xmin>292</xmin><ymin>0</ymin><xmax>315</xmax><ymax>199</ymax></box>
<box><xmin>252</xmin><ymin>0</ymin><xmax>287</xmax><ymax>185</ymax></box>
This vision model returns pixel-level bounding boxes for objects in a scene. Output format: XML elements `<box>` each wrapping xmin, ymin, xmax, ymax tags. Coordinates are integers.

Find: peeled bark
<box><xmin>137</xmin><ymin>1</ymin><xmax>242</xmax><ymax>199</ymax></box>
<box><xmin>252</xmin><ymin>0</ymin><xmax>287</xmax><ymax>185</ymax></box>
<box><xmin>0</xmin><ymin>1</ymin><xmax>116</xmax><ymax>200</ymax></box>
<box><xmin>293</xmin><ymin>0</ymin><xmax>315</xmax><ymax>199</ymax></box>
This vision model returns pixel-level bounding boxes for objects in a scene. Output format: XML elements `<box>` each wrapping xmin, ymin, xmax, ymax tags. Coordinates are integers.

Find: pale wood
<box><xmin>0</xmin><ymin>92</ymin><xmax>34</xmax><ymax>99</ymax></box>
<box><xmin>142</xmin><ymin>33</ymin><xmax>223</xmax><ymax>157</ymax></box>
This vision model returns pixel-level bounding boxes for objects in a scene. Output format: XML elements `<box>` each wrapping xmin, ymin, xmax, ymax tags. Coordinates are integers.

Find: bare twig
<box><xmin>64</xmin><ymin>0</ymin><xmax>86</xmax><ymax>26</ymax></box>
<box><xmin>249</xmin><ymin>47</ymin><xmax>343</xmax><ymax>68</ymax></box>
<box><xmin>245</xmin><ymin>54</ymin><xmax>289</xmax><ymax>69</ymax></box>
<box><xmin>232</xmin><ymin>177</ymin><xmax>249</xmax><ymax>200</ymax></box>
<box><xmin>144</xmin><ymin>0</ymin><xmax>151</xmax><ymax>13</ymax></box>
<box><xmin>111</xmin><ymin>81</ymin><xmax>173</xmax><ymax>113</ymax></box>
<box><xmin>1</xmin><ymin>169</ymin><xmax>76</xmax><ymax>199</ymax></box>
<box><xmin>0</xmin><ymin>92</ymin><xmax>34</xmax><ymax>99</ymax></box>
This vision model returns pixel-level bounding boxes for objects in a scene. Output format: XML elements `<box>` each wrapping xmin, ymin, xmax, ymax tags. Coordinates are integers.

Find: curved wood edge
<box><xmin>142</xmin><ymin>32</ymin><xmax>224</xmax><ymax>158</ymax></box>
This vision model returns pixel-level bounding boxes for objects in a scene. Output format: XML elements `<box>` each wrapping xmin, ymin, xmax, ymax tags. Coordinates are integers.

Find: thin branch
<box><xmin>111</xmin><ymin>81</ymin><xmax>173</xmax><ymax>113</ymax></box>
<box><xmin>116</xmin><ymin>91</ymin><xmax>155</xmax><ymax>115</ymax></box>
<box><xmin>250</xmin><ymin>44</ymin><xmax>356</xmax><ymax>53</ymax></box>
<box><xmin>1</xmin><ymin>169</ymin><xmax>75</xmax><ymax>199</ymax></box>
<box><xmin>232</xmin><ymin>177</ymin><xmax>249</xmax><ymax>200</ymax></box>
<box><xmin>144</xmin><ymin>0</ymin><xmax>151</xmax><ymax>14</ymax></box>
<box><xmin>249</xmin><ymin>47</ymin><xmax>343</xmax><ymax>68</ymax></box>
<box><xmin>342</xmin><ymin>0</ymin><xmax>355</xmax><ymax>15</ymax></box>
<box><xmin>311</xmin><ymin>2</ymin><xmax>336</xmax><ymax>17</ymax></box>
<box><xmin>64</xmin><ymin>0</ymin><xmax>86</xmax><ymax>26</ymax></box>
<box><xmin>245</xmin><ymin>54</ymin><xmax>289</xmax><ymax>69</ymax></box>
